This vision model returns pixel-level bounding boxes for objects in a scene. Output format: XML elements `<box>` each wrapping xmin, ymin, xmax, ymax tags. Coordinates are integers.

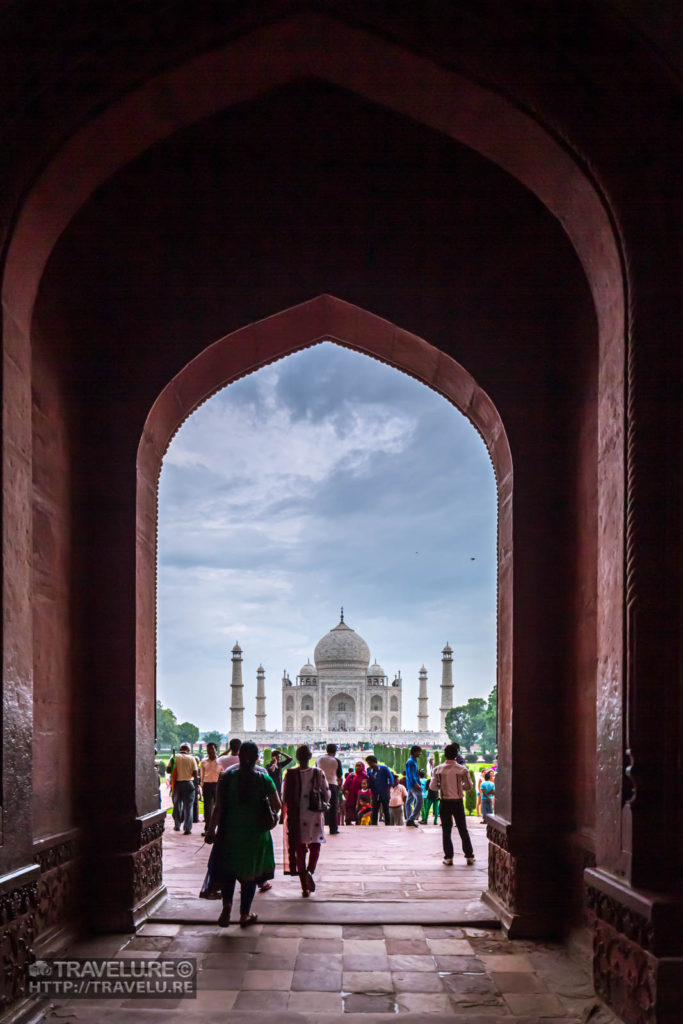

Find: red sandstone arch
<box><xmin>1</xmin><ymin>9</ymin><xmax>626</xmax><ymax>927</ymax></box>
<box><xmin>137</xmin><ymin>294</ymin><xmax>512</xmax><ymax>796</ymax></box>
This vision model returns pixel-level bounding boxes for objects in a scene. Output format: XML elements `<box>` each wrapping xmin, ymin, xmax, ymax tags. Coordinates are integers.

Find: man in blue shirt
<box><xmin>365</xmin><ymin>755</ymin><xmax>395</xmax><ymax>826</ymax></box>
<box><xmin>404</xmin><ymin>745</ymin><xmax>423</xmax><ymax>826</ymax></box>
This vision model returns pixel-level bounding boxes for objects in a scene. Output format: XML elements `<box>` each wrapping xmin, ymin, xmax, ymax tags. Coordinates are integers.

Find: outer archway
<box><xmin>2</xmin><ymin>15</ymin><xmax>624</xmax><ymax>885</ymax></box>
<box><xmin>0</xmin><ymin>7</ymin><xmax>635</xmax><ymax>1008</ymax></box>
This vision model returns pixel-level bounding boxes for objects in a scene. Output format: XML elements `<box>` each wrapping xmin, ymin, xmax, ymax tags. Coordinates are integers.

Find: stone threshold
<box><xmin>149</xmin><ymin>895</ymin><xmax>501</xmax><ymax>926</ymax></box>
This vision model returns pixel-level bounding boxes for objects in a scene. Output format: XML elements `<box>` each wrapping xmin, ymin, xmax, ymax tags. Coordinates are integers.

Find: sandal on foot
<box><xmin>239</xmin><ymin>913</ymin><xmax>258</xmax><ymax>928</ymax></box>
<box><xmin>258</xmin><ymin>882</ymin><xmax>272</xmax><ymax>893</ymax></box>
<box><xmin>217</xmin><ymin>903</ymin><xmax>232</xmax><ymax>927</ymax></box>
<box><xmin>304</xmin><ymin>871</ymin><xmax>316</xmax><ymax>893</ymax></box>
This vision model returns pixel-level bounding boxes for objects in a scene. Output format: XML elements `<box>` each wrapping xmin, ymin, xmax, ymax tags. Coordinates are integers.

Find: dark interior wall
<box><xmin>36</xmin><ymin>83</ymin><xmax>594</xmax><ymax>395</ymax></box>
<box><xmin>567</xmin><ymin>334</ymin><xmax>599</xmax><ymax>843</ymax></box>
<box><xmin>30</xmin><ymin>326</ymin><xmax>79</xmax><ymax>839</ymax></box>
<box><xmin>32</xmin><ymin>79</ymin><xmax>598</xmax><ymax>850</ymax></box>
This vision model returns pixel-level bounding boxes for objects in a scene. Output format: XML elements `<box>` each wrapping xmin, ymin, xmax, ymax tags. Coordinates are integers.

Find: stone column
<box><xmin>439</xmin><ymin>644</ymin><xmax>453</xmax><ymax>732</ymax></box>
<box><xmin>255</xmin><ymin>665</ymin><xmax>266</xmax><ymax>731</ymax></box>
<box><xmin>230</xmin><ymin>643</ymin><xmax>244</xmax><ymax>733</ymax></box>
<box><xmin>417</xmin><ymin>666</ymin><xmax>428</xmax><ymax>731</ymax></box>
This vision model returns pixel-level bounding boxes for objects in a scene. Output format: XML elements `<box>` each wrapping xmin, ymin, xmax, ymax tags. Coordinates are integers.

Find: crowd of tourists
<box><xmin>164</xmin><ymin>739</ymin><xmax>495</xmax><ymax>927</ymax></box>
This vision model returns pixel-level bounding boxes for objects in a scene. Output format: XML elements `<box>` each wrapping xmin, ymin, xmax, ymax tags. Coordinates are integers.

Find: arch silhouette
<box><xmin>2</xmin><ymin>8</ymin><xmax>624</xmax><ymax>856</ymax></box>
<box><xmin>0</xmin><ymin>10</ymin><xmax>628</xmax><ymax>942</ymax></box>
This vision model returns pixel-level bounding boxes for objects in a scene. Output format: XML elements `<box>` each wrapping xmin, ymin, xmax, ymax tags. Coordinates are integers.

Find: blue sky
<box><xmin>157</xmin><ymin>342</ymin><xmax>497</xmax><ymax>734</ymax></box>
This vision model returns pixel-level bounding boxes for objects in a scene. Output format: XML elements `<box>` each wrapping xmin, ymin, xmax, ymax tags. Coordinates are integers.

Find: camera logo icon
<box><xmin>28</xmin><ymin>961</ymin><xmax>52</xmax><ymax>977</ymax></box>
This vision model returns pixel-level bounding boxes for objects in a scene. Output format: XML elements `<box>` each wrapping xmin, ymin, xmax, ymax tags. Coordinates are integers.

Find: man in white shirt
<box><xmin>429</xmin><ymin>743</ymin><xmax>475</xmax><ymax>865</ymax></box>
<box><xmin>316</xmin><ymin>743</ymin><xmax>343</xmax><ymax>834</ymax></box>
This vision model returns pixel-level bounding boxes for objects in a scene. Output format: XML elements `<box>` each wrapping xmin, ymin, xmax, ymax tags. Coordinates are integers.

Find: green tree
<box><xmin>465</xmin><ymin>771</ymin><xmax>478</xmax><ymax>815</ymax></box>
<box><xmin>156</xmin><ymin>699</ymin><xmax>179</xmax><ymax>749</ymax></box>
<box><xmin>480</xmin><ymin>685</ymin><xmax>497</xmax><ymax>760</ymax></box>
<box><xmin>202</xmin><ymin>730</ymin><xmax>223</xmax><ymax>747</ymax></box>
<box><xmin>178</xmin><ymin>721</ymin><xmax>199</xmax><ymax>750</ymax></box>
<box><xmin>445</xmin><ymin>698</ymin><xmax>486</xmax><ymax>752</ymax></box>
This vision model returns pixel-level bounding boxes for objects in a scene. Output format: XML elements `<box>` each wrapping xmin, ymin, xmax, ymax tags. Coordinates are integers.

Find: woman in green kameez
<box><xmin>200</xmin><ymin>741</ymin><xmax>280</xmax><ymax>927</ymax></box>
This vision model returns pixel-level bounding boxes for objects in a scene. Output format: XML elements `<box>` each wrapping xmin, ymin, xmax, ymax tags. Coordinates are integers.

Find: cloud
<box><xmin>157</xmin><ymin>343</ymin><xmax>497</xmax><ymax>732</ymax></box>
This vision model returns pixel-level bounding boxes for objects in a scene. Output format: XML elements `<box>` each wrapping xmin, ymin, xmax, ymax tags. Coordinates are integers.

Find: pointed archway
<box><xmin>2</xmin><ymin>4</ymin><xmax>625</xmax><ymax>978</ymax></box>
<box><xmin>138</xmin><ymin>293</ymin><xmax>512</xmax><ymax>906</ymax></box>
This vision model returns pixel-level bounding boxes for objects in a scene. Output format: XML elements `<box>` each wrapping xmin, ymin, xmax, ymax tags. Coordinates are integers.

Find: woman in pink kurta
<box><xmin>282</xmin><ymin>745</ymin><xmax>330</xmax><ymax>896</ymax></box>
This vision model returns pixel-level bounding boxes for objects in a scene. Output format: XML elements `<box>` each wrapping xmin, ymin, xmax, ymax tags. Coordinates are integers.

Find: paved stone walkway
<box><xmin>158</xmin><ymin>813</ymin><xmax>494</xmax><ymax>923</ymax></box>
<box><xmin>42</xmin><ymin>815</ymin><xmax>621</xmax><ymax>1023</ymax></box>
<box><xmin>44</xmin><ymin>922</ymin><xmax>618</xmax><ymax>1023</ymax></box>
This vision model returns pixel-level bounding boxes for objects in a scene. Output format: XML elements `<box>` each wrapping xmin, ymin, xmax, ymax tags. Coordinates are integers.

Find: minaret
<box><xmin>281</xmin><ymin>670</ymin><xmax>290</xmax><ymax>730</ymax></box>
<box><xmin>440</xmin><ymin>643</ymin><xmax>454</xmax><ymax>732</ymax></box>
<box><xmin>230</xmin><ymin>642</ymin><xmax>244</xmax><ymax>733</ymax></box>
<box><xmin>255</xmin><ymin>665</ymin><xmax>266</xmax><ymax>731</ymax></box>
<box><xmin>417</xmin><ymin>666</ymin><xmax>429</xmax><ymax>732</ymax></box>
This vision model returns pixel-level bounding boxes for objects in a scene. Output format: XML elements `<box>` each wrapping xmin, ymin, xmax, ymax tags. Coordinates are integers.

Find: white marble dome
<box><xmin>314</xmin><ymin>618</ymin><xmax>370</xmax><ymax>668</ymax></box>
<box><xmin>299</xmin><ymin>662</ymin><xmax>316</xmax><ymax>677</ymax></box>
<box><xmin>368</xmin><ymin>662</ymin><xmax>386</xmax><ymax>677</ymax></box>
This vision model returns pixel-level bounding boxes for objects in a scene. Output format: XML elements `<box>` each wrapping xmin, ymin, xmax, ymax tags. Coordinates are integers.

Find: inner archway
<box><xmin>143</xmin><ymin>294</ymin><xmax>510</xmax><ymax>896</ymax></box>
<box><xmin>152</xmin><ymin>296</ymin><xmax>507</xmax><ymax>929</ymax></box>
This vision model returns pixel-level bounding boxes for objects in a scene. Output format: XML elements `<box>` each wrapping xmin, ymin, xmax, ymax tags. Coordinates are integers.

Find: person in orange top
<box><xmin>172</xmin><ymin>744</ymin><xmax>199</xmax><ymax>835</ymax></box>
<box><xmin>200</xmin><ymin>742</ymin><xmax>221</xmax><ymax>835</ymax></box>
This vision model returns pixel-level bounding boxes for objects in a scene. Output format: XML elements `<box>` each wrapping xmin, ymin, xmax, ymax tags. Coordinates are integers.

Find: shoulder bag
<box><xmin>260</xmin><ymin>776</ymin><xmax>278</xmax><ymax>830</ymax></box>
<box><xmin>308</xmin><ymin>768</ymin><xmax>330</xmax><ymax>813</ymax></box>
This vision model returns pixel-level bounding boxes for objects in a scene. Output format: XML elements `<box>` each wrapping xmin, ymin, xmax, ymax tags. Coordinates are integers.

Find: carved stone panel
<box><xmin>35</xmin><ymin>837</ymin><xmax>80</xmax><ymax>936</ymax></box>
<box><xmin>586</xmin><ymin>886</ymin><xmax>655</xmax><ymax>952</ymax></box>
<box><xmin>593</xmin><ymin>918</ymin><xmax>656</xmax><ymax>1024</ymax></box>
<box><xmin>132</xmin><ymin>838</ymin><xmax>163</xmax><ymax>904</ymax></box>
<box><xmin>488</xmin><ymin>838</ymin><xmax>517</xmax><ymax>914</ymax></box>
<box><xmin>0</xmin><ymin>881</ymin><xmax>38</xmax><ymax>1012</ymax></box>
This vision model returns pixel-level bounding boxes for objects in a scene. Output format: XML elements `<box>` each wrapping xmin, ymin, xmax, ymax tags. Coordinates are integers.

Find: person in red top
<box><xmin>342</xmin><ymin>761</ymin><xmax>367</xmax><ymax>825</ymax></box>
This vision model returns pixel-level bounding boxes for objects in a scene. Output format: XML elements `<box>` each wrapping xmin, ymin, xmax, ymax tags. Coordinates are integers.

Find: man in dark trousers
<box><xmin>404</xmin><ymin>745</ymin><xmax>423</xmax><ymax>826</ymax></box>
<box><xmin>199</xmin><ymin>741</ymin><xmax>220</xmax><ymax>835</ymax></box>
<box><xmin>317</xmin><ymin>743</ymin><xmax>343</xmax><ymax>834</ymax></box>
<box><xmin>429</xmin><ymin>742</ymin><xmax>475</xmax><ymax>865</ymax></box>
<box><xmin>365</xmin><ymin>755</ymin><xmax>395</xmax><ymax>825</ymax></box>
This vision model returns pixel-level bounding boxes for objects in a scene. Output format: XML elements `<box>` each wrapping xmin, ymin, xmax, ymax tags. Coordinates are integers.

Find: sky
<box><xmin>157</xmin><ymin>342</ymin><xmax>497</xmax><ymax>735</ymax></box>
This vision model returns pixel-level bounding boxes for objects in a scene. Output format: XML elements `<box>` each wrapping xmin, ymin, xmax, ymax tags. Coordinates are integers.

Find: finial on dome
<box><xmin>340</xmin><ymin>606</ymin><xmax>344</xmax><ymax>623</ymax></box>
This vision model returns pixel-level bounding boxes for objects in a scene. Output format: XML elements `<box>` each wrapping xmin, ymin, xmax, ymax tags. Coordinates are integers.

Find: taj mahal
<box><xmin>230</xmin><ymin>610</ymin><xmax>454</xmax><ymax>746</ymax></box>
